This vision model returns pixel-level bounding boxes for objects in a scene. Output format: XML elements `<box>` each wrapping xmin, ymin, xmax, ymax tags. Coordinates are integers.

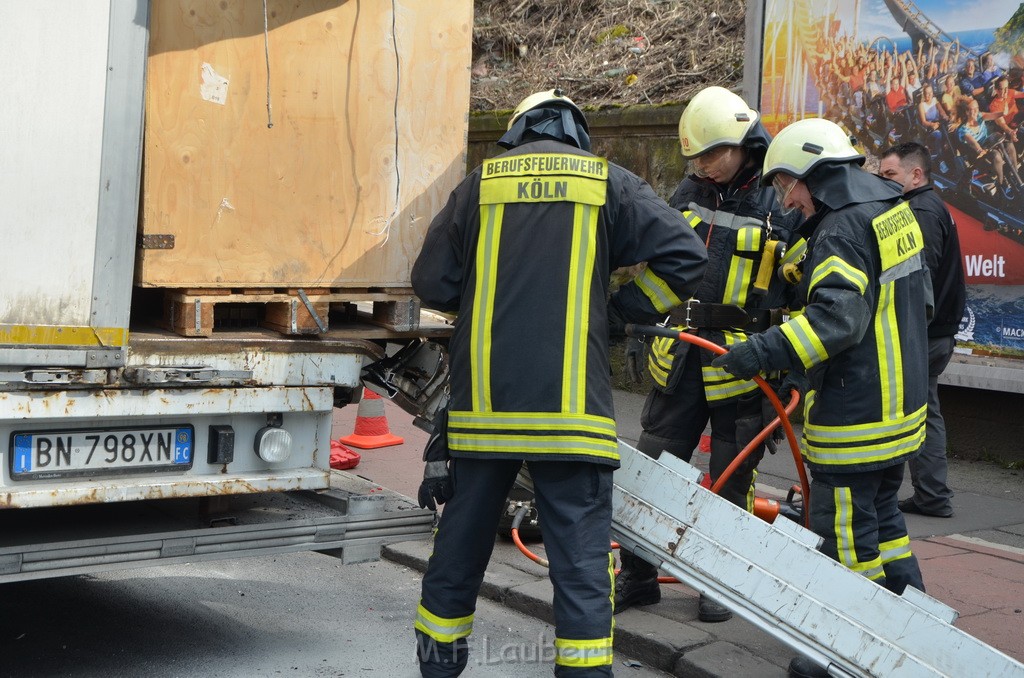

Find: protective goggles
<box><xmin>772</xmin><ymin>174</ymin><xmax>799</xmax><ymax>217</ymax></box>
<box><xmin>690</xmin><ymin>146</ymin><xmax>736</xmax><ymax>179</ymax></box>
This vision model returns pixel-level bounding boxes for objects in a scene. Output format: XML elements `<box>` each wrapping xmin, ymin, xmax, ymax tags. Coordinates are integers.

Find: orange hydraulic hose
<box><xmin>509</xmin><ymin>324</ymin><xmax>812</xmax><ymax>568</ymax></box>
<box><xmin>625</xmin><ymin>324</ymin><xmax>811</xmax><ymax>527</ymax></box>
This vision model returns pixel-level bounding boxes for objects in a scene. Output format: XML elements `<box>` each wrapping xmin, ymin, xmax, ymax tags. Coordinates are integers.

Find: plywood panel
<box><xmin>137</xmin><ymin>0</ymin><xmax>472</xmax><ymax>288</ymax></box>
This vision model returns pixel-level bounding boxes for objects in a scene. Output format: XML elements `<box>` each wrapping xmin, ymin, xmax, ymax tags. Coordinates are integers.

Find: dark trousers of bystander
<box><xmin>905</xmin><ymin>335</ymin><xmax>956</xmax><ymax>517</ymax></box>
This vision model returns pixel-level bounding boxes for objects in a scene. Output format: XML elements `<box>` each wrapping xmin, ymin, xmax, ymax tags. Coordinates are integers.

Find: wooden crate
<box><xmin>136</xmin><ymin>0</ymin><xmax>472</xmax><ymax>289</ymax></box>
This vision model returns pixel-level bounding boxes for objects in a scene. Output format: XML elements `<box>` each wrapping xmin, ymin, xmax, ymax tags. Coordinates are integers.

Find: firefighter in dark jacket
<box><xmin>712</xmin><ymin>118</ymin><xmax>929</xmax><ymax>678</ymax></box>
<box><xmin>410</xmin><ymin>89</ymin><xmax>708</xmax><ymax>678</ymax></box>
<box><xmin>879</xmin><ymin>142</ymin><xmax>967</xmax><ymax>518</ymax></box>
<box><xmin>615</xmin><ymin>86</ymin><xmax>805</xmax><ymax>622</ymax></box>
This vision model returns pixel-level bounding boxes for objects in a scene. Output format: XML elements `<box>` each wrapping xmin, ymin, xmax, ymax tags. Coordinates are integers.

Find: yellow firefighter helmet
<box><xmin>677</xmin><ymin>86</ymin><xmax>759</xmax><ymax>159</ymax></box>
<box><xmin>507</xmin><ymin>89</ymin><xmax>588</xmax><ymax>131</ymax></box>
<box><xmin>761</xmin><ymin>118</ymin><xmax>864</xmax><ymax>183</ymax></box>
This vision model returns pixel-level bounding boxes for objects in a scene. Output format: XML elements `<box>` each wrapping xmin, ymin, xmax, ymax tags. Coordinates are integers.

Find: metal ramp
<box><xmin>613</xmin><ymin>440</ymin><xmax>1024</xmax><ymax>678</ymax></box>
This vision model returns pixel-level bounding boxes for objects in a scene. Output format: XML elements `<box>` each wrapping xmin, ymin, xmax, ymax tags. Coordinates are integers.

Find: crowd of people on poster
<box><xmin>760</xmin><ymin>0</ymin><xmax>1024</xmax><ymax>354</ymax></box>
<box><xmin>816</xmin><ymin>33</ymin><xmax>1024</xmax><ymax>246</ymax></box>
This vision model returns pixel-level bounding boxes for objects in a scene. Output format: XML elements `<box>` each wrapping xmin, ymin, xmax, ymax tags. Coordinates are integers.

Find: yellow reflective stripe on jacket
<box><xmin>563</xmin><ymin>203</ymin><xmax>598</xmax><ymax>413</ymax></box>
<box><xmin>803</xmin><ymin>406</ymin><xmax>927</xmax><ymax>466</ymax></box>
<box><xmin>779</xmin><ymin>237</ymin><xmax>806</xmax><ymax>266</ymax></box>
<box><xmin>647</xmin><ymin>334</ymin><xmax>676</xmax><ymax>388</ymax></box>
<box><xmin>415</xmin><ymin>603</ymin><xmax>474</xmax><ymax>643</ymax></box>
<box><xmin>482</xmin><ymin>153</ymin><xmax>608</xmax><ymax>180</ymax></box>
<box><xmin>472</xmin><ymin>204</ymin><xmax>504</xmax><ymax>412</ymax></box>
<box><xmin>834</xmin><ymin>487</ymin><xmax>885</xmax><ymax>581</ymax></box>
<box><xmin>701</xmin><ymin>331</ymin><xmax>758</xmax><ymax>401</ymax></box>
<box><xmin>808</xmin><ymin>255</ymin><xmax>869</xmax><ymax>296</ymax></box>
<box><xmin>554</xmin><ymin>636</ymin><xmax>614</xmax><ymax>667</ymax></box>
<box><xmin>780</xmin><ymin>314</ymin><xmax>829</xmax><ymax>369</ymax></box>
<box><xmin>723</xmin><ymin>226</ymin><xmax>762</xmax><ymax>306</ymax></box>
<box><xmin>875</xmin><ymin>282</ymin><xmax>904</xmax><ymax>420</ymax></box>
<box><xmin>634</xmin><ymin>266</ymin><xmax>685</xmax><ymax>313</ymax></box>
<box><xmin>702</xmin><ymin>366</ymin><xmax>760</xmax><ymax>401</ymax></box>
<box><xmin>479</xmin><ymin>175</ymin><xmax>607</xmax><ymax>206</ymax></box>
<box><xmin>681</xmin><ymin>209</ymin><xmax>702</xmax><ymax>229</ymax></box>
<box><xmin>879</xmin><ymin>535</ymin><xmax>913</xmax><ymax>564</ymax></box>
<box><xmin>447</xmin><ymin>432</ymin><xmax>619</xmax><ymax>459</ymax></box>
<box><xmin>449</xmin><ymin>411</ymin><xmax>616</xmax><ymax>435</ymax></box>
<box><xmin>448</xmin><ymin>410</ymin><xmax>618</xmax><ymax>459</ymax></box>
<box><xmin>804</xmin><ymin>403</ymin><xmax>927</xmax><ymax>443</ymax></box>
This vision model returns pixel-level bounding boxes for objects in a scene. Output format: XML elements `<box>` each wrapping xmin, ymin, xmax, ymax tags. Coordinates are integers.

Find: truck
<box><xmin>0</xmin><ymin>0</ymin><xmax>470</xmax><ymax>581</ymax></box>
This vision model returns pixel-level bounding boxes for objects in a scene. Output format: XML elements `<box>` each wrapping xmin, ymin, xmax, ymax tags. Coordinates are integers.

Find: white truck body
<box><xmin>0</xmin><ymin>2</ymin><xmax>439</xmax><ymax>580</ymax></box>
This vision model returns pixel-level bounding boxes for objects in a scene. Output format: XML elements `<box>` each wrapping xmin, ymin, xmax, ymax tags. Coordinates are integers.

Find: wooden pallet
<box><xmin>161</xmin><ymin>288</ymin><xmax>421</xmax><ymax>338</ymax></box>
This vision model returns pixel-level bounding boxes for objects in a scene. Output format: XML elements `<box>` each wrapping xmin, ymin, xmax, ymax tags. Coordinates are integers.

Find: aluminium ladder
<box><xmin>610</xmin><ymin>440</ymin><xmax>1024</xmax><ymax>678</ymax></box>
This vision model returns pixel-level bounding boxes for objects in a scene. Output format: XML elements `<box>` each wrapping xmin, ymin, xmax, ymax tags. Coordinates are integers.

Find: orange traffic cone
<box><xmin>339</xmin><ymin>388</ymin><xmax>405</xmax><ymax>449</ymax></box>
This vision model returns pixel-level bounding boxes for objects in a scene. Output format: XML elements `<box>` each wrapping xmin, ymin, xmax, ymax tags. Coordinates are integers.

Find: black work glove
<box><xmin>417</xmin><ymin>409</ymin><xmax>454</xmax><ymax>511</ymax></box>
<box><xmin>417</xmin><ymin>459</ymin><xmax>454</xmax><ymax>511</ymax></box>
<box><xmin>710</xmin><ymin>340</ymin><xmax>765</xmax><ymax>380</ymax></box>
<box><xmin>607</xmin><ymin>299</ymin><xmax>628</xmax><ymax>338</ymax></box>
<box><xmin>779</xmin><ymin>369</ymin><xmax>808</xmax><ymax>400</ymax></box>
<box><xmin>624</xmin><ymin>337</ymin><xmax>645</xmax><ymax>384</ymax></box>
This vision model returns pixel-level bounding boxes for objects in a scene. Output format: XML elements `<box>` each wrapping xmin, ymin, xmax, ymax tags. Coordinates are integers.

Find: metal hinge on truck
<box><xmin>0</xmin><ymin>369</ymin><xmax>109</xmax><ymax>386</ymax></box>
<box><xmin>122</xmin><ymin>366</ymin><xmax>254</xmax><ymax>385</ymax></box>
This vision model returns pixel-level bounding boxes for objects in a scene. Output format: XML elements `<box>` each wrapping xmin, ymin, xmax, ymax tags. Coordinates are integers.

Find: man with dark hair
<box><xmin>879</xmin><ymin>141</ymin><xmax>967</xmax><ymax>518</ymax></box>
<box><xmin>410</xmin><ymin>89</ymin><xmax>708</xmax><ymax>677</ymax></box>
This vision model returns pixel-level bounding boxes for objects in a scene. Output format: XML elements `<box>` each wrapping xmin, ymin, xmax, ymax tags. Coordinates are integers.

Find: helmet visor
<box><xmin>772</xmin><ymin>174</ymin><xmax>799</xmax><ymax>217</ymax></box>
<box><xmin>691</xmin><ymin>146</ymin><xmax>737</xmax><ymax>179</ymax></box>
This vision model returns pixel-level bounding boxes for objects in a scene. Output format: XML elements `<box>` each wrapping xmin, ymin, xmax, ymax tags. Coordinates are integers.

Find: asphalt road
<box><xmin>0</xmin><ymin>552</ymin><xmax>671</xmax><ymax>678</ymax></box>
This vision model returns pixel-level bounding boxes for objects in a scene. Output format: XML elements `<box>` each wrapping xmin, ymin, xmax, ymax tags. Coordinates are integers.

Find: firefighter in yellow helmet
<box><xmin>615</xmin><ymin>86</ymin><xmax>805</xmax><ymax>622</ymax></box>
<box><xmin>410</xmin><ymin>89</ymin><xmax>707</xmax><ymax>677</ymax></box>
<box><xmin>712</xmin><ymin>117</ymin><xmax>929</xmax><ymax>678</ymax></box>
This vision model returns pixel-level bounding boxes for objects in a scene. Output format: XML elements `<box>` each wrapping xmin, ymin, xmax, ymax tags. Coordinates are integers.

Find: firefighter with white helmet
<box><xmin>712</xmin><ymin>117</ymin><xmax>929</xmax><ymax>678</ymax></box>
<box><xmin>410</xmin><ymin>89</ymin><xmax>708</xmax><ymax>677</ymax></box>
<box><xmin>615</xmin><ymin>86</ymin><xmax>805</xmax><ymax>622</ymax></box>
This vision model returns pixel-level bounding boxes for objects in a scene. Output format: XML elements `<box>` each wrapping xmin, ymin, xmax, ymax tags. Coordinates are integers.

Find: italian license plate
<box><xmin>10</xmin><ymin>426</ymin><xmax>194</xmax><ymax>480</ymax></box>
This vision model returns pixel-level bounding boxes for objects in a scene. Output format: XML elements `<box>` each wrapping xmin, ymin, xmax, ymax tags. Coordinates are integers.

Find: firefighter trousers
<box><xmin>415</xmin><ymin>457</ymin><xmax>615</xmax><ymax>677</ymax></box>
<box><xmin>809</xmin><ymin>463</ymin><xmax>925</xmax><ymax>595</ymax></box>
<box><xmin>638</xmin><ymin>346</ymin><xmax>764</xmax><ymax>511</ymax></box>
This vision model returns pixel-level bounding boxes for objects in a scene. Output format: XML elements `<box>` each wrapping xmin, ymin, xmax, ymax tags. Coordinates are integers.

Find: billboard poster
<box><xmin>758</xmin><ymin>0</ymin><xmax>1024</xmax><ymax>357</ymax></box>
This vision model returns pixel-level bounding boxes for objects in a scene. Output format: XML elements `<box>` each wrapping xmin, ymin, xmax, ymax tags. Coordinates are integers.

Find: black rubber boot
<box><xmin>416</xmin><ymin>630</ymin><xmax>469</xmax><ymax>678</ymax></box>
<box><xmin>697</xmin><ymin>594</ymin><xmax>733</xmax><ymax>622</ymax></box>
<box><xmin>614</xmin><ymin>550</ymin><xmax>661</xmax><ymax>613</ymax></box>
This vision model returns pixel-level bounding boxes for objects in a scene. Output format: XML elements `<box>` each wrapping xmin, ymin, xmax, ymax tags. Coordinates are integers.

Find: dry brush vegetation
<box><xmin>470</xmin><ymin>0</ymin><xmax>747</xmax><ymax>112</ymax></box>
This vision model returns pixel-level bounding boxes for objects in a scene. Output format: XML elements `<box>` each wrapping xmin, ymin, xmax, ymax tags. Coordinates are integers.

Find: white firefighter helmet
<box><xmin>761</xmin><ymin>118</ymin><xmax>864</xmax><ymax>183</ymax></box>
<box><xmin>507</xmin><ymin>89</ymin><xmax>588</xmax><ymax>131</ymax></box>
<box><xmin>677</xmin><ymin>86</ymin><xmax>759</xmax><ymax>159</ymax></box>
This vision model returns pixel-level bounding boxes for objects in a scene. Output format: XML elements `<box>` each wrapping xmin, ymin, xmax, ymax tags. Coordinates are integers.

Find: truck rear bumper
<box><xmin>0</xmin><ymin>471</ymin><xmax>435</xmax><ymax>583</ymax></box>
